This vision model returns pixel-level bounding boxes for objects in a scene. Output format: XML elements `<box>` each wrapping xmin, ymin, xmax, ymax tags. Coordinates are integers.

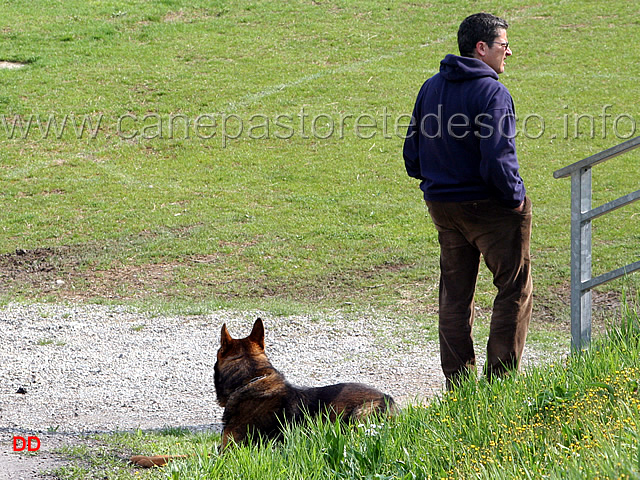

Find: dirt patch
<box><xmin>0</xmin><ymin>248</ymin><xmax>60</xmax><ymax>274</ymax></box>
<box><xmin>0</xmin><ymin>245</ymin><xmax>418</xmax><ymax>306</ymax></box>
<box><xmin>0</xmin><ymin>247</ymin><xmax>69</xmax><ymax>291</ymax></box>
<box><xmin>0</xmin><ymin>247</ymin><xmax>83</xmax><ymax>297</ymax></box>
<box><xmin>0</xmin><ymin>61</ymin><xmax>27</xmax><ymax>70</ymax></box>
<box><xmin>0</xmin><ymin>246</ymin><xmax>629</xmax><ymax>321</ymax></box>
<box><xmin>0</xmin><ymin>246</ymin><xmax>180</xmax><ymax>302</ymax></box>
<box><xmin>0</xmin><ymin>244</ymin><xmax>262</xmax><ymax>303</ymax></box>
<box><xmin>0</xmin><ymin>434</ymin><xmax>81</xmax><ymax>480</ymax></box>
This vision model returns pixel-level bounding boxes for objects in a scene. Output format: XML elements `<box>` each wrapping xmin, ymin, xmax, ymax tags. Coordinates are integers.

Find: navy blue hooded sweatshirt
<box><xmin>403</xmin><ymin>54</ymin><xmax>525</xmax><ymax>208</ymax></box>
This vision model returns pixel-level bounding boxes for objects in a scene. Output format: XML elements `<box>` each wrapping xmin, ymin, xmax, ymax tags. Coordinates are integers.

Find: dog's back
<box><xmin>215</xmin><ymin>319</ymin><xmax>398</xmax><ymax>448</ymax></box>
<box><xmin>301</xmin><ymin>382</ymin><xmax>397</xmax><ymax>421</ymax></box>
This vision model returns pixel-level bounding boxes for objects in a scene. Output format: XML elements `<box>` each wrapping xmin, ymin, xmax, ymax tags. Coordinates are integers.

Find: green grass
<box><xmin>3</xmin><ymin>4</ymin><xmax>638</xmax><ymax>478</ymax></box>
<box><xmin>2</xmin><ymin>1</ymin><xmax>639</xmax><ymax>474</ymax></box>
<box><xmin>50</xmin><ymin>297</ymin><xmax>640</xmax><ymax>479</ymax></box>
<box><xmin>1</xmin><ymin>0</ymin><xmax>637</xmax><ymax>320</ymax></box>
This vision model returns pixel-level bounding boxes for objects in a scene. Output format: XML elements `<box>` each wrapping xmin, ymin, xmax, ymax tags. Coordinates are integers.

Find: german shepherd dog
<box><xmin>131</xmin><ymin>318</ymin><xmax>397</xmax><ymax>467</ymax></box>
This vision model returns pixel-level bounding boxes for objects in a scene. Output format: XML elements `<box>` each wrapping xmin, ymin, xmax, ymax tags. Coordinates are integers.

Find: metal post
<box><xmin>570</xmin><ymin>167</ymin><xmax>592</xmax><ymax>351</ymax></box>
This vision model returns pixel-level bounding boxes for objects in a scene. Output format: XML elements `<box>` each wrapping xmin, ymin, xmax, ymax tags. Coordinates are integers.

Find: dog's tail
<box><xmin>384</xmin><ymin>394</ymin><xmax>401</xmax><ymax>415</ymax></box>
<box><xmin>130</xmin><ymin>454</ymin><xmax>188</xmax><ymax>468</ymax></box>
<box><xmin>350</xmin><ymin>393</ymin><xmax>400</xmax><ymax>420</ymax></box>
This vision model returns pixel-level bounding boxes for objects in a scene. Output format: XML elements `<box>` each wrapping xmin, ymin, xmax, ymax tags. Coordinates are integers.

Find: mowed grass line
<box><xmin>0</xmin><ymin>0</ymin><xmax>638</xmax><ymax>319</ymax></box>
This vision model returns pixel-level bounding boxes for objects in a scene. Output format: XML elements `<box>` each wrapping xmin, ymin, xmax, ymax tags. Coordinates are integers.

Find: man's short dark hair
<box><xmin>458</xmin><ymin>13</ymin><xmax>509</xmax><ymax>58</ymax></box>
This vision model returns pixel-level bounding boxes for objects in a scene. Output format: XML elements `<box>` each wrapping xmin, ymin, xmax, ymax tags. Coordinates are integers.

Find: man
<box><xmin>403</xmin><ymin>13</ymin><xmax>533</xmax><ymax>389</ymax></box>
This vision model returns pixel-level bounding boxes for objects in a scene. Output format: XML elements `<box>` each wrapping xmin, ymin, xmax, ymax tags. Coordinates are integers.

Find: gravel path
<box><xmin>0</xmin><ymin>303</ymin><xmax>551</xmax><ymax>478</ymax></box>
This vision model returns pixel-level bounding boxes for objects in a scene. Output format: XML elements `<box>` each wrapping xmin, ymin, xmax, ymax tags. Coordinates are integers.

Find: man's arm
<box><xmin>403</xmin><ymin>102</ymin><xmax>424</xmax><ymax>180</ymax></box>
<box><xmin>477</xmin><ymin>91</ymin><xmax>525</xmax><ymax>208</ymax></box>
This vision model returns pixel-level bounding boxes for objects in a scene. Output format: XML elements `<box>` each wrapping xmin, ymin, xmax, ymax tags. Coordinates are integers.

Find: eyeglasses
<box><xmin>489</xmin><ymin>41</ymin><xmax>510</xmax><ymax>49</ymax></box>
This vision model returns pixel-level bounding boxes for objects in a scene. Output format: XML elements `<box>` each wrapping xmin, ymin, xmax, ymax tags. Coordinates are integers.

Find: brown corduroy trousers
<box><xmin>425</xmin><ymin>196</ymin><xmax>533</xmax><ymax>388</ymax></box>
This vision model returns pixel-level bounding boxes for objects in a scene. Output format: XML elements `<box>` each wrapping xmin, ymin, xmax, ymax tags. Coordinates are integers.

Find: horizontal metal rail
<box><xmin>582</xmin><ymin>190</ymin><xmax>640</xmax><ymax>222</ymax></box>
<box><xmin>554</xmin><ymin>136</ymin><xmax>640</xmax><ymax>179</ymax></box>
<box><xmin>583</xmin><ymin>261</ymin><xmax>640</xmax><ymax>291</ymax></box>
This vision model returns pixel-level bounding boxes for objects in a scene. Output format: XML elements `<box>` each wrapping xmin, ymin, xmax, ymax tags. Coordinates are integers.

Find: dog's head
<box><xmin>214</xmin><ymin>318</ymin><xmax>270</xmax><ymax>407</ymax></box>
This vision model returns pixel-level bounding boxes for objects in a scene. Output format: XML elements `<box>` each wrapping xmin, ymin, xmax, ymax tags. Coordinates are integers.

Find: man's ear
<box><xmin>474</xmin><ymin>40</ymin><xmax>487</xmax><ymax>58</ymax></box>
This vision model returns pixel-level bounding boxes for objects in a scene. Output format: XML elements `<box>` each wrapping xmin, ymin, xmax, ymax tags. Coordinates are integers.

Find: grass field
<box><xmin>2</xmin><ymin>0</ymin><xmax>639</xmax><ymax>478</ymax></box>
<box><xmin>1</xmin><ymin>0</ymin><xmax>638</xmax><ymax>322</ymax></box>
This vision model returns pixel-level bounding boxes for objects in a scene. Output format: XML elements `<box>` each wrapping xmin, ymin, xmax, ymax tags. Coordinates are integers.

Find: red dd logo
<box><xmin>12</xmin><ymin>436</ymin><xmax>41</xmax><ymax>452</ymax></box>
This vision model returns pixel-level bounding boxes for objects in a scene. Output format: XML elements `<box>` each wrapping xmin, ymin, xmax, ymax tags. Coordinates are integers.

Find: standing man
<box><xmin>403</xmin><ymin>13</ymin><xmax>533</xmax><ymax>389</ymax></box>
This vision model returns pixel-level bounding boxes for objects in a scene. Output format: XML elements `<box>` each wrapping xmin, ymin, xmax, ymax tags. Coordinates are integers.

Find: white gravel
<box><xmin>0</xmin><ymin>303</ymin><xmax>449</xmax><ymax>436</ymax></box>
<box><xmin>0</xmin><ymin>302</ymin><xmax>559</xmax><ymax>436</ymax></box>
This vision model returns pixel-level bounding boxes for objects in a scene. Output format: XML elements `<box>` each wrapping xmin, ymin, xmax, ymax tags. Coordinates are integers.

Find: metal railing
<box><xmin>553</xmin><ymin>136</ymin><xmax>640</xmax><ymax>351</ymax></box>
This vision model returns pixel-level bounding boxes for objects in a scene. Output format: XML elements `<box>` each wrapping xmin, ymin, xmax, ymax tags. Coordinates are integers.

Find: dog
<box><xmin>131</xmin><ymin>318</ymin><xmax>397</xmax><ymax>467</ymax></box>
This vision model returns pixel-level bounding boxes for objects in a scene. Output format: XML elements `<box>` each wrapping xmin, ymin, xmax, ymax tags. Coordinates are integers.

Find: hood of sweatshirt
<box><xmin>439</xmin><ymin>54</ymin><xmax>499</xmax><ymax>82</ymax></box>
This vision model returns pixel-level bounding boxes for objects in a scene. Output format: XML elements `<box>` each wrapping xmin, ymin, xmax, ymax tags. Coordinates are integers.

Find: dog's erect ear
<box><xmin>248</xmin><ymin>317</ymin><xmax>265</xmax><ymax>350</ymax></box>
<box><xmin>220</xmin><ymin>323</ymin><xmax>233</xmax><ymax>350</ymax></box>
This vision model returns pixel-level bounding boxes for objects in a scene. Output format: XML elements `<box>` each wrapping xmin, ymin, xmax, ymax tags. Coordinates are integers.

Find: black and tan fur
<box><xmin>215</xmin><ymin>318</ymin><xmax>397</xmax><ymax>448</ymax></box>
<box><xmin>131</xmin><ymin>318</ymin><xmax>397</xmax><ymax>467</ymax></box>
